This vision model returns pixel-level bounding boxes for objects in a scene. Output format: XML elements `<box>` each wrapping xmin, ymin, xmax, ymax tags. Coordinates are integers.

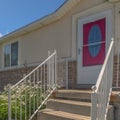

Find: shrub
<box><xmin>0</xmin><ymin>84</ymin><xmax>46</xmax><ymax>120</ymax></box>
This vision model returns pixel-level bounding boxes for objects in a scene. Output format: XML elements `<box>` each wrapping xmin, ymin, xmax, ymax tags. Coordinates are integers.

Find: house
<box><xmin>0</xmin><ymin>0</ymin><xmax>119</xmax><ymax>90</ymax></box>
<box><xmin>0</xmin><ymin>0</ymin><xmax>120</xmax><ymax>120</ymax></box>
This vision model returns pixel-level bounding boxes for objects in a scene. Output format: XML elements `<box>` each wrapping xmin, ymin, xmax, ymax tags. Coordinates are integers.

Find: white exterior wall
<box><xmin>1</xmin><ymin>0</ymin><xmax>120</xmax><ymax>70</ymax></box>
<box><xmin>19</xmin><ymin>18</ymin><xmax>72</xmax><ymax>65</ymax></box>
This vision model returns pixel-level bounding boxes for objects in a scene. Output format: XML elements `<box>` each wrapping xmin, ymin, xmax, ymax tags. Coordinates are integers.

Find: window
<box><xmin>4</xmin><ymin>44</ymin><xmax>10</xmax><ymax>67</ymax></box>
<box><xmin>4</xmin><ymin>41</ymin><xmax>18</xmax><ymax>67</ymax></box>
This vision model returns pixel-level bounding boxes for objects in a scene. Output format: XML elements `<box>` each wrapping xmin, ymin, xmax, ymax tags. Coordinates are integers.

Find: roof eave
<box><xmin>0</xmin><ymin>0</ymin><xmax>81</xmax><ymax>44</ymax></box>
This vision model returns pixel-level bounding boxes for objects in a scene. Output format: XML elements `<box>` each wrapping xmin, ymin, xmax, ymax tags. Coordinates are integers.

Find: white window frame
<box><xmin>2</xmin><ymin>40</ymin><xmax>19</xmax><ymax>69</ymax></box>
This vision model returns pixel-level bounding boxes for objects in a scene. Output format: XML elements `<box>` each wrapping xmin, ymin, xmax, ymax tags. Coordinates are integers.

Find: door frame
<box><xmin>77</xmin><ymin>10</ymin><xmax>112</xmax><ymax>85</ymax></box>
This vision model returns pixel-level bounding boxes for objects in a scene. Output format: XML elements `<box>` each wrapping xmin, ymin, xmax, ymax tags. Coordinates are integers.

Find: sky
<box><xmin>0</xmin><ymin>0</ymin><xmax>66</xmax><ymax>37</ymax></box>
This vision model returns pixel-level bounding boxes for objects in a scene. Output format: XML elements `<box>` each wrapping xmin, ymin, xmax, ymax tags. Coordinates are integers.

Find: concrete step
<box><xmin>47</xmin><ymin>99</ymin><xmax>91</xmax><ymax>116</ymax></box>
<box><xmin>37</xmin><ymin>90</ymin><xmax>114</xmax><ymax>120</ymax></box>
<box><xmin>38</xmin><ymin>109</ymin><xmax>91</xmax><ymax>120</ymax></box>
<box><xmin>55</xmin><ymin>89</ymin><xmax>91</xmax><ymax>101</ymax></box>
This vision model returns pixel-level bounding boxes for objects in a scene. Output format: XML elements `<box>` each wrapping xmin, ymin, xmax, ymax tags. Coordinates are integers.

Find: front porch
<box><xmin>0</xmin><ymin>39</ymin><xmax>120</xmax><ymax>120</ymax></box>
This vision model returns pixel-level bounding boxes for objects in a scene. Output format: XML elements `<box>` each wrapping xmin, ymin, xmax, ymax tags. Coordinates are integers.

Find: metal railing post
<box><xmin>91</xmin><ymin>93</ymin><xmax>97</xmax><ymax>120</ymax></box>
<box><xmin>65</xmin><ymin>58</ymin><xmax>68</xmax><ymax>89</ymax></box>
<box><xmin>48</xmin><ymin>51</ymin><xmax>50</xmax><ymax>91</ymax></box>
<box><xmin>8</xmin><ymin>84</ymin><xmax>11</xmax><ymax>120</ymax></box>
<box><xmin>54</xmin><ymin>50</ymin><xmax>57</xmax><ymax>88</ymax></box>
<box><xmin>116</xmin><ymin>38</ymin><xmax>120</xmax><ymax>87</ymax></box>
<box><xmin>91</xmin><ymin>86</ymin><xmax>97</xmax><ymax>120</ymax></box>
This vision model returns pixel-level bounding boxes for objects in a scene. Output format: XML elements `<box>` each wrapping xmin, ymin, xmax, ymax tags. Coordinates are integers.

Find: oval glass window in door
<box><xmin>88</xmin><ymin>25</ymin><xmax>102</xmax><ymax>57</ymax></box>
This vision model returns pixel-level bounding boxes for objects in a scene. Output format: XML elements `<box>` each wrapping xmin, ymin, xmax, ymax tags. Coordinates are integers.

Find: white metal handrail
<box><xmin>91</xmin><ymin>40</ymin><xmax>114</xmax><ymax>120</ymax></box>
<box><xmin>8</xmin><ymin>50</ymin><xmax>57</xmax><ymax>120</ymax></box>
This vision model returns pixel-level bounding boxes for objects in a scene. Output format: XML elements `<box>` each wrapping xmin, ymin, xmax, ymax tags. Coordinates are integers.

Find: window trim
<box><xmin>2</xmin><ymin>40</ymin><xmax>19</xmax><ymax>69</ymax></box>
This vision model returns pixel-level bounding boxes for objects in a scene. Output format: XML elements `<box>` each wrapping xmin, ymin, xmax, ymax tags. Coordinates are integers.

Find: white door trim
<box><xmin>77</xmin><ymin>10</ymin><xmax>112</xmax><ymax>84</ymax></box>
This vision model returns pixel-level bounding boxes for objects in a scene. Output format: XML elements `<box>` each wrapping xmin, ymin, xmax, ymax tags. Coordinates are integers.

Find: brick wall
<box><xmin>57</xmin><ymin>60</ymin><xmax>77</xmax><ymax>89</ymax></box>
<box><xmin>0</xmin><ymin>66</ymin><xmax>35</xmax><ymax>91</ymax></box>
<box><xmin>68</xmin><ymin>61</ymin><xmax>77</xmax><ymax>89</ymax></box>
<box><xmin>113</xmin><ymin>56</ymin><xmax>120</xmax><ymax>87</ymax></box>
<box><xmin>1</xmin><ymin>56</ymin><xmax>120</xmax><ymax>91</ymax></box>
<box><xmin>0</xmin><ymin>60</ymin><xmax>77</xmax><ymax>91</ymax></box>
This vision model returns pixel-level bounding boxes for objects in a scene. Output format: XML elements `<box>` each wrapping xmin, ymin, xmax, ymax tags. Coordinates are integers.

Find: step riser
<box><xmin>47</xmin><ymin>100</ymin><xmax>90</xmax><ymax>116</ymax></box>
<box><xmin>55</xmin><ymin>92</ymin><xmax>91</xmax><ymax>101</ymax></box>
<box><xmin>38</xmin><ymin>113</ymin><xmax>79</xmax><ymax>120</ymax></box>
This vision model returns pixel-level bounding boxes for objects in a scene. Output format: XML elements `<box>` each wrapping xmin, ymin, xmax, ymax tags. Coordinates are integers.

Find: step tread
<box><xmin>48</xmin><ymin>98</ymin><xmax>91</xmax><ymax>106</ymax></box>
<box><xmin>55</xmin><ymin>90</ymin><xmax>91</xmax><ymax>101</ymax></box>
<box><xmin>57</xmin><ymin>89</ymin><xmax>92</xmax><ymax>93</ymax></box>
<box><xmin>42</xmin><ymin>109</ymin><xmax>91</xmax><ymax>120</ymax></box>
